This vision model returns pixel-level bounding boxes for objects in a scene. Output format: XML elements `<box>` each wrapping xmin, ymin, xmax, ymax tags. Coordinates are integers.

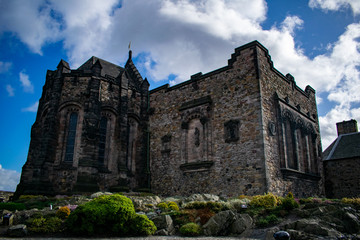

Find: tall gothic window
<box><xmin>64</xmin><ymin>112</ymin><xmax>78</xmax><ymax>162</ymax></box>
<box><xmin>98</xmin><ymin>117</ymin><xmax>108</xmax><ymax>164</ymax></box>
<box><xmin>127</xmin><ymin>118</ymin><xmax>138</xmax><ymax>174</ymax></box>
<box><xmin>283</xmin><ymin>119</ymin><xmax>297</xmax><ymax>170</ymax></box>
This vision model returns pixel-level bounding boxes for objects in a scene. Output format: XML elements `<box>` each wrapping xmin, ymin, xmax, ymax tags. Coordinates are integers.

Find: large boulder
<box><xmin>284</xmin><ymin>219</ymin><xmax>342</xmax><ymax>239</ymax></box>
<box><xmin>7</xmin><ymin>224</ymin><xmax>27</xmax><ymax>237</ymax></box>
<box><xmin>229</xmin><ymin>213</ymin><xmax>253</xmax><ymax>235</ymax></box>
<box><xmin>203</xmin><ymin>210</ymin><xmax>236</xmax><ymax>236</ymax></box>
<box><xmin>129</xmin><ymin>195</ymin><xmax>162</xmax><ymax>211</ymax></box>
<box><xmin>185</xmin><ymin>194</ymin><xmax>220</xmax><ymax>203</ymax></box>
<box><xmin>341</xmin><ymin>210</ymin><xmax>360</xmax><ymax>233</ymax></box>
<box><xmin>152</xmin><ymin>214</ymin><xmax>175</xmax><ymax>236</ymax></box>
<box><xmin>90</xmin><ymin>191</ymin><xmax>112</xmax><ymax>199</ymax></box>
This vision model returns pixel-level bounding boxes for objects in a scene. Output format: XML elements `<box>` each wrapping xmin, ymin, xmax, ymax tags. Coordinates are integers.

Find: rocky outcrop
<box><xmin>129</xmin><ymin>195</ymin><xmax>162</xmax><ymax>211</ymax></box>
<box><xmin>7</xmin><ymin>224</ymin><xmax>28</xmax><ymax>237</ymax></box>
<box><xmin>203</xmin><ymin>210</ymin><xmax>253</xmax><ymax>236</ymax></box>
<box><xmin>185</xmin><ymin>194</ymin><xmax>220</xmax><ymax>203</ymax></box>
<box><xmin>152</xmin><ymin>215</ymin><xmax>175</xmax><ymax>236</ymax></box>
<box><xmin>280</xmin><ymin>205</ymin><xmax>360</xmax><ymax>239</ymax></box>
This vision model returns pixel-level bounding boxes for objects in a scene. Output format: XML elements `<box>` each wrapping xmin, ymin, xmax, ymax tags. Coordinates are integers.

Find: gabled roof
<box><xmin>78</xmin><ymin>56</ymin><xmax>124</xmax><ymax>78</ymax></box>
<box><xmin>125</xmin><ymin>50</ymin><xmax>144</xmax><ymax>83</ymax></box>
<box><xmin>323</xmin><ymin>132</ymin><xmax>360</xmax><ymax>160</ymax></box>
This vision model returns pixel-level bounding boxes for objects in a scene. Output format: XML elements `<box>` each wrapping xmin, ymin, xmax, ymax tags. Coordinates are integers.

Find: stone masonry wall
<box><xmin>256</xmin><ymin>44</ymin><xmax>324</xmax><ymax>197</ymax></box>
<box><xmin>324</xmin><ymin>158</ymin><xmax>360</xmax><ymax>198</ymax></box>
<box><xmin>149</xmin><ymin>46</ymin><xmax>267</xmax><ymax>197</ymax></box>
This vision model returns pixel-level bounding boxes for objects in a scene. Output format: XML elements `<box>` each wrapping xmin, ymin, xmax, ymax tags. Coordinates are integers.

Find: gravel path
<box><xmin>0</xmin><ymin>238</ymin><xmax>260</xmax><ymax>240</ymax></box>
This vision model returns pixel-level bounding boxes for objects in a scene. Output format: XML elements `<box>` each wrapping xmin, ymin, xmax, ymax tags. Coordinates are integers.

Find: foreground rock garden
<box><xmin>0</xmin><ymin>192</ymin><xmax>360</xmax><ymax>239</ymax></box>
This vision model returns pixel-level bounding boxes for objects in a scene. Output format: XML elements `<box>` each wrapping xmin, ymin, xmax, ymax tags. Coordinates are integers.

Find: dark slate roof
<box><xmin>323</xmin><ymin>132</ymin><xmax>360</xmax><ymax>160</ymax></box>
<box><xmin>77</xmin><ymin>56</ymin><xmax>124</xmax><ymax>78</ymax></box>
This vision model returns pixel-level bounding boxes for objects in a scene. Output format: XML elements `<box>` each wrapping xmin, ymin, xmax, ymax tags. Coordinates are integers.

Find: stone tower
<box><xmin>15</xmin><ymin>51</ymin><xmax>150</xmax><ymax>196</ymax></box>
<box><xmin>149</xmin><ymin>41</ymin><xmax>323</xmax><ymax>197</ymax></box>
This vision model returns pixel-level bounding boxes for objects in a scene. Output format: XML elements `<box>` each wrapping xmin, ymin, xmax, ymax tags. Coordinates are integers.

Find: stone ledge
<box><xmin>179</xmin><ymin>96</ymin><xmax>212</xmax><ymax>111</ymax></box>
<box><xmin>180</xmin><ymin>161</ymin><xmax>214</xmax><ymax>173</ymax></box>
<box><xmin>281</xmin><ymin>168</ymin><xmax>321</xmax><ymax>181</ymax></box>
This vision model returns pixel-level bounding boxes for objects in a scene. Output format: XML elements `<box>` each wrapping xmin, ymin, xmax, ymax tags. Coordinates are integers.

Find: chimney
<box><xmin>336</xmin><ymin>119</ymin><xmax>358</xmax><ymax>136</ymax></box>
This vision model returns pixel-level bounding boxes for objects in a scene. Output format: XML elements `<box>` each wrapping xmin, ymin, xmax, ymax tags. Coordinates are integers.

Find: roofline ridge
<box><xmin>325</xmin><ymin>135</ymin><xmax>343</xmax><ymax>160</ymax></box>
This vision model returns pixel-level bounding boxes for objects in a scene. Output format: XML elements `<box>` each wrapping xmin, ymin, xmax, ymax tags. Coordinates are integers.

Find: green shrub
<box><xmin>184</xmin><ymin>201</ymin><xmax>223</xmax><ymax>213</ymax></box>
<box><xmin>280</xmin><ymin>193</ymin><xmax>299</xmax><ymax>211</ymax></box>
<box><xmin>19</xmin><ymin>195</ymin><xmax>43</xmax><ymax>200</ymax></box>
<box><xmin>27</xmin><ymin>216</ymin><xmax>63</xmax><ymax>233</ymax></box>
<box><xmin>249</xmin><ymin>193</ymin><xmax>279</xmax><ymax>208</ymax></box>
<box><xmin>256</xmin><ymin>214</ymin><xmax>279</xmax><ymax>227</ymax></box>
<box><xmin>299</xmin><ymin>198</ymin><xmax>312</xmax><ymax>204</ymax></box>
<box><xmin>0</xmin><ymin>202</ymin><xmax>26</xmax><ymax>211</ymax></box>
<box><xmin>129</xmin><ymin>214</ymin><xmax>157</xmax><ymax>235</ymax></box>
<box><xmin>56</xmin><ymin>206</ymin><xmax>70</xmax><ymax>219</ymax></box>
<box><xmin>157</xmin><ymin>202</ymin><xmax>169</xmax><ymax>210</ymax></box>
<box><xmin>168</xmin><ymin>201</ymin><xmax>179</xmax><ymax>211</ymax></box>
<box><xmin>179</xmin><ymin>222</ymin><xmax>201</xmax><ymax>236</ymax></box>
<box><xmin>341</xmin><ymin>198</ymin><xmax>360</xmax><ymax>209</ymax></box>
<box><xmin>171</xmin><ymin>210</ymin><xmax>191</xmax><ymax>226</ymax></box>
<box><xmin>66</xmin><ymin>194</ymin><xmax>154</xmax><ymax>236</ymax></box>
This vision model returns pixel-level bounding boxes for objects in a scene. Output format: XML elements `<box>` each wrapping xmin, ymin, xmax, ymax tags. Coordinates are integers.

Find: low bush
<box><xmin>179</xmin><ymin>222</ymin><xmax>201</xmax><ymax>236</ymax></box>
<box><xmin>280</xmin><ymin>192</ymin><xmax>299</xmax><ymax>211</ymax></box>
<box><xmin>56</xmin><ymin>206</ymin><xmax>70</xmax><ymax>219</ymax></box>
<box><xmin>129</xmin><ymin>214</ymin><xmax>157</xmax><ymax>235</ymax></box>
<box><xmin>256</xmin><ymin>214</ymin><xmax>279</xmax><ymax>227</ymax></box>
<box><xmin>65</xmin><ymin>194</ymin><xmax>155</xmax><ymax>236</ymax></box>
<box><xmin>249</xmin><ymin>193</ymin><xmax>279</xmax><ymax>208</ymax></box>
<box><xmin>184</xmin><ymin>201</ymin><xmax>224</xmax><ymax>213</ymax></box>
<box><xmin>0</xmin><ymin>202</ymin><xmax>26</xmax><ymax>211</ymax></box>
<box><xmin>18</xmin><ymin>195</ymin><xmax>43</xmax><ymax>200</ymax></box>
<box><xmin>26</xmin><ymin>216</ymin><xmax>63</xmax><ymax>233</ymax></box>
<box><xmin>168</xmin><ymin>201</ymin><xmax>179</xmax><ymax>211</ymax></box>
<box><xmin>299</xmin><ymin>198</ymin><xmax>312</xmax><ymax>204</ymax></box>
<box><xmin>157</xmin><ymin>202</ymin><xmax>168</xmax><ymax>210</ymax></box>
<box><xmin>170</xmin><ymin>210</ymin><xmax>191</xmax><ymax>226</ymax></box>
<box><xmin>341</xmin><ymin>197</ymin><xmax>360</xmax><ymax>209</ymax></box>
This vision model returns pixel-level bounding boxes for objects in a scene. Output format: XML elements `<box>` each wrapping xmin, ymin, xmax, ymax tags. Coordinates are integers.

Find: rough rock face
<box><xmin>130</xmin><ymin>195</ymin><xmax>162</xmax><ymax>211</ymax></box>
<box><xmin>152</xmin><ymin>215</ymin><xmax>175</xmax><ymax>236</ymax></box>
<box><xmin>185</xmin><ymin>194</ymin><xmax>220</xmax><ymax>203</ymax></box>
<box><xmin>7</xmin><ymin>224</ymin><xmax>28</xmax><ymax>237</ymax></box>
<box><xmin>203</xmin><ymin>210</ymin><xmax>253</xmax><ymax>236</ymax></box>
<box><xmin>281</xmin><ymin>206</ymin><xmax>360</xmax><ymax>239</ymax></box>
<box><xmin>230</xmin><ymin>214</ymin><xmax>253</xmax><ymax>235</ymax></box>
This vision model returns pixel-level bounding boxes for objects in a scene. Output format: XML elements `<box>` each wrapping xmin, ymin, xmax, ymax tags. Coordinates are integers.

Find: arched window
<box><xmin>98</xmin><ymin>117</ymin><xmax>108</xmax><ymax>164</ymax></box>
<box><xmin>64</xmin><ymin>112</ymin><xmax>78</xmax><ymax>162</ymax></box>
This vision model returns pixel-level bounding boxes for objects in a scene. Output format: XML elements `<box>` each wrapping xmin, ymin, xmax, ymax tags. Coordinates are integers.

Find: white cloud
<box><xmin>6</xmin><ymin>84</ymin><xmax>15</xmax><ymax>97</ymax></box>
<box><xmin>1</xmin><ymin>0</ymin><xmax>360</xmax><ymax>150</ymax></box>
<box><xmin>22</xmin><ymin>101</ymin><xmax>39</xmax><ymax>112</ymax></box>
<box><xmin>0</xmin><ymin>61</ymin><xmax>12</xmax><ymax>73</ymax></box>
<box><xmin>0</xmin><ymin>164</ymin><xmax>20</xmax><ymax>192</ymax></box>
<box><xmin>0</xmin><ymin>0</ymin><xmax>61</xmax><ymax>54</ymax></box>
<box><xmin>309</xmin><ymin>0</ymin><xmax>360</xmax><ymax>15</ymax></box>
<box><xmin>19</xmin><ymin>71</ymin><xmax>34</xmax><ymax>93</ymax></box>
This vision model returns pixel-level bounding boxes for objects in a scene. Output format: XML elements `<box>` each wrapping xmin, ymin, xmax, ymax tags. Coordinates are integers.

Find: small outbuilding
<box><xmin>323</xmin><ymin>119</ymin><xmax>360</xmax><ymax>198</ymax></box>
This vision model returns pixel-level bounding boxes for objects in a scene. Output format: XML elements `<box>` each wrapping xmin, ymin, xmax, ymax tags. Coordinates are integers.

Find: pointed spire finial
<box><xmin>128</xmin><ymin>41</ymin><xmax>132</xmax><ymax>60</ymax></box>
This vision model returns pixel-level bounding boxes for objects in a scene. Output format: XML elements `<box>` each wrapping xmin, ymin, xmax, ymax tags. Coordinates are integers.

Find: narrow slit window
<box><xmin>64</xmin><ymin>112</ymin><xmax>78</xmax><ymax>162</ymax></box>
<box><xmin>98</xmin><ymin>117</ymin><xmax>108</xmax><ymax>164</ymax></box>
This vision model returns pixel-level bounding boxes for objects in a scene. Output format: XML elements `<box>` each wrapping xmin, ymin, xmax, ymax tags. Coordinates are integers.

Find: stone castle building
<box><xmin>323</xmin><ymin>120</ymin><xmax>360</xmax><ymax>198</ymax></box>
<box><xmin>15</xmin><ymin>41</ymin><xmax>324</xmax><ymax>198</ymax></box>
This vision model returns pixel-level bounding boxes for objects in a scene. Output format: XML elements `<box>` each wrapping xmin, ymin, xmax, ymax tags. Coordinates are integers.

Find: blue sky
<box><xmin>1</xmin><ymin>0</ymin><xmax>360</xmax><ymax>191</ymax></box>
